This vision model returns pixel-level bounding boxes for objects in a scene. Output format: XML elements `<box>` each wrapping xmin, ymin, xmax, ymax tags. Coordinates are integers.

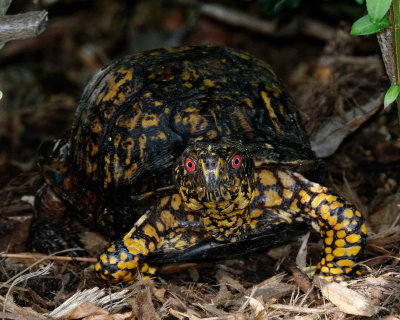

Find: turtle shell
<box><xmin>40</xmin><ymin>45</ymin><xmax>317</xmax><ymax>236</ymax></box>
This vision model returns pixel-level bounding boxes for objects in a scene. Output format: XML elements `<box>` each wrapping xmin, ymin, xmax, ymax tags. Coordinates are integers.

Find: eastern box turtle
<box><xmin>33</xmin><ymin>45</ymin><xmax>367</xmax><ymax>284</ymax></box>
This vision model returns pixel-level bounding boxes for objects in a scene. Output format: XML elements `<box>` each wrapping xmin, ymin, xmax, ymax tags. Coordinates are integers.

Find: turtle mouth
<box><xmin>196</xmin><ymin>184</ymin><xmax>232</xmax><ymax>203</ymax></box>
<box><xmin>205</xmin><ymin>189</ymin><xmax>222</xmax><ymax>202</ymax></box>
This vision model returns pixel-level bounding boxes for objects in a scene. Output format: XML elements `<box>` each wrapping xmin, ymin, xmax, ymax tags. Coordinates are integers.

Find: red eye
<box><xmin>185</xmin><ymin>158</ymin><xmax>195</xmax><ymax>172</ymax></box>
<box><xmin>231</xmin><ymin>155</ymin><xmax>241</xmax><ymax>169</ymax></box>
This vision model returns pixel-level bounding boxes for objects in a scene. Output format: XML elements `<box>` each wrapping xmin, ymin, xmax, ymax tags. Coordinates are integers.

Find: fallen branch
<box><xmin>0</xmin><ymin>10</ymin><xmax>48</xmax><ymax>43</ymax></box>
<box><xmin>0</xmin><ymin>252</ymin><xmax>96</xmax><ymax>263</ymax></box>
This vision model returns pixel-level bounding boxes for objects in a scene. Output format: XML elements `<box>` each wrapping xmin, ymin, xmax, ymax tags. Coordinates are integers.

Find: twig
<box><xmin>377</xmin><ymin>28</ymin><xmax>396</xmax><ymax>85</ymax></box>
<box><xmin>199</xmin><ymin>3</ymin><xmax>276</xmax><ymax>35</ymax></box>
<box><xmin>0</xmin><ymin>11</ymin><xmax>48</xmax><ymax>42</ymax></box>
<box><xmin>268</xmin><ymin>303</ymin><xmax>334</xmax><ymax>314</ymax></box>
<box><xmin>0</xmin><ymin>252</ymin><xmax>96</xmax><ymax>263</ymax></box>
<box><xmin>0</xmin><ymin>311</ymin><xmax>45</xmax><ymax>320</ymax></box>
<box><xmin>173</xmin><ymin>0</ymin><xmax>335</xmax><ymax>41</ymax></box>
<box><xmin>0</xmin><ymin>249</ymin><xmax>88</xmax><ymax>291</ymax></box>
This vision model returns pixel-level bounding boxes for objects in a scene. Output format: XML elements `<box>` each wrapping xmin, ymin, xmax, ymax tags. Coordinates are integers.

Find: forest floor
<box><xmin>0</xmin><ymin>1</ymin><xmax>400</xmax><ymax>319</ymax></box>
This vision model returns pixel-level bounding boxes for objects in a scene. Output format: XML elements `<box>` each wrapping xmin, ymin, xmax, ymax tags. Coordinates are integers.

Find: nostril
<box><xmin>205</xmin><ymin>158</ymin><xmax>218</xmax><ymax>169</ymax></box>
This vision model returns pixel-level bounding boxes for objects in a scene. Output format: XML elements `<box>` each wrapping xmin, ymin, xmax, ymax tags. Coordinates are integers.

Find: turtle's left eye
<box><xmin>185</xmin><ymin>158</ymin><xmax>196</xmax><ymax>172</ymax></box>
<box><xmin>231</xmin><ymin>155</ymin><xmax>241</xmax><ymax>169</ymax></box>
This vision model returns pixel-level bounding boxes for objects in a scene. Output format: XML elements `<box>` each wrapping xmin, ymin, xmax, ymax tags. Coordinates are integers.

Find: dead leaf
<box><xmin>310</xmin><ymin>95</ymin><xmax>382</xmax><ymax>158</ymax></box>
<box><xmin>84</xmin><ymin>311</ymin><xmax>135</xmax><ymax>320</ymax></box>
<box><xmin>65</xmin><ymin>301</ymin><xmax>108</xmax><ymax>319</ymax></box>
<box><xmin>313</xmin><ymin>277</ymin><xmax>382</xmax><ymax>316</ymax></box>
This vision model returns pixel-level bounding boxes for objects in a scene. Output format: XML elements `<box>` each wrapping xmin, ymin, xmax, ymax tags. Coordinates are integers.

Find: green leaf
<box><xmin>351</xmin><ymin>15</ymin><xmax>390</xmax><ymax>35</ymax></box>
<box><xmin>355</xmin><ymin>0</ymin><xmax>364</xmax><ymax>4</ymax></box>
<box><xmin>384</xmin><ymin>85</ymin><xmax>400</xmax><ymax>108</ymax></box>
<box><xmin>366</xmin><ymin>0</ymin><xmax>392</xmax><ymax>21</ymax></box>
<box><xmin>0</xmin><ymin>91</ymin><xmax>2</xmax><ymax>100</ymax></box>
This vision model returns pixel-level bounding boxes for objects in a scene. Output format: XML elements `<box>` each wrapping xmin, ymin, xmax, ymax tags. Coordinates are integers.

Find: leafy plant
<box><xmin>351</xmin><ymin>0</ymin><xmax>400</xmax><ymax>121</ymax></box>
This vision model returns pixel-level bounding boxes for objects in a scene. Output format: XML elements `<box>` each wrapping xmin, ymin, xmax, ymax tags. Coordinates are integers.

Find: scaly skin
<box><xmin>95</xmin><ymin>143</ymin><xmax>366</xmax><ymax>284</ymax></box>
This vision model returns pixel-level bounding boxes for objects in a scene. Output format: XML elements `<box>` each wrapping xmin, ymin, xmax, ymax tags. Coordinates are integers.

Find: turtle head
<box><xmin>175</xmin><ymin>142</ymin><xmax>256</xmax><ymax>211</ymax></box>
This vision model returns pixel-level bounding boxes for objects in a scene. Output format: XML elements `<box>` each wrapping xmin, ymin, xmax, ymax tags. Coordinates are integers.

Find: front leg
<box><xmin>95</xmin><ymin>194</ymin><xmax>206</xmax><ymax>284</ymax></box>
<box><xmin>251</xmin><ymin>169</ymin><xmax>367</xmax><ymax>282</ymax></box>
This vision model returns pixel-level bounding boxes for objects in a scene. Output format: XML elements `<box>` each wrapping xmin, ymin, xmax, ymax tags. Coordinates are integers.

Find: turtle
<box><xmin>32</xmin><ymin>45</ymin><xmax>367</xmax><ymax>284</ymax></box>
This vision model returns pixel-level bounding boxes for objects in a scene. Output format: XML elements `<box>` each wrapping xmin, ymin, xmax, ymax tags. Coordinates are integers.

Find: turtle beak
<box><xmin>199</xmin><ymin>156</ymin><xmax>223</xmax><ymax>201</ymax></box>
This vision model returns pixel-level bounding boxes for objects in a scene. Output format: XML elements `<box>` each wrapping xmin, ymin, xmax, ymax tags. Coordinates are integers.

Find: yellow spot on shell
<box><xmin>337</xmin><ymin>259</ymin><xmax>354</xmax><ymax>267</ymax></box>
<box><xmin>310</xmin><ymin>183</ymin><xmax>324</xmax><ymax>193</ymax></box>
<box><xmin>325</xmin><ymin>247</ymin><xmax>332</xmax><ymax>253</ymax></box>
<box><xmin>325</xmin><ymin>237</ymin><xmax>333</xmax><ymax>245</ymax></box>
<box><xmin>171</xmin><ymin>194</ymin><xmax>182</xmax><ymax>210</ymax></box>
<box><xmin>95</xmin><ymin>263</ymin><xmax>100</xmax><ymax>271</ymax></box>
<box><xmin>278</xmin><ymin>171</ymin><xmax>295</xmax><ymax>188</ymax></box>
<box><xmin>100</xmin><ymin>254</ymin><xmax>108</xmax><ymax>263</ymax></box>
<box><xmin>175</xmin><ymin>240</ymin><xmax>189</xmax><ymax>249</ymax></box>
<box><xmin>156</xmin><ymin>222</ymin><xmax>164</xmax><ymax>232</ymax></box>
<box><xmin>161</xmin><ymin>210</ymin><xmax>178</xmax><ymax>229</ymax></box>
<box><xmin>242</xmin><ymin>97</ymin><xmax>254</xmax><ymax>109</ymax></box>
<box><xmin>332</xmin><ymin>248</ymin><xmax>346</xmax><ymax>257</ymax></box>
<box><xmin>124</xmin><ymin>163</ymin><xmax>138</xmax><ymax>179</ymax></box>
<box><xmin>335</xmin><ymin>239</ymin><xmax>346</xmax><ymax>247</ymax></box>
<box><xmin>126</xmin><ymin>261</ymin><xmax>136</xmax><ymax>269</ymax></box>
<box><xmin>117</xmin><ymin>261</ymin><xmax>126</xmax><ymax>270</ymax></box>
<box><xmin>326</xmin><ymin>195</ymin><xmax>337</xmax><ymax>203</ymax></box>
<box><xmin>159</xmin><ymin>196</ymin><xmax>170</xmax><ymax>208</ymax></box>
<box><xmin>346</xmin><ymin>246</ymin><xmax>361</xmax><ymax>256</ymax></box>
<box><xmin>311</xmin><ymin>193</ymin><xmax>326</xmax><ymax>209</ymax></box>
<box><xmin>151</xmin><ymin>131</ymin><xmax>167</xmax><ymax>141</ymax></box>
<box><xmin>120</xmin><ymin>252</ymin><xmax>127</xmax><ymax>261</ymax></box>
<box><xmin>299</xmin><ymin>190</ymin><xmax>311</xmax><ymax>204</ymax></box>
<box><xmin>259</xmin><ymin>170</ymin><xmax>276</xmax><ymax>186</ymax></box>
<box><xmin>263</xmin><ymin>189</ymin><xmax>282</xmax><ymax>207</ymax></box>
<box><xmin>326</xmin><ymin>254</ymin><xmax>334</xmax><ymax>261</ymax></box>
<box><xmin>148</xmin><ymin>242</ymin><xmax>155</xmax><ymax>252</ymax></box>
<box><xmin>139</xmin><ymin>134</ymin><xmax>147</xmax><ymax>163</ymax></box>
<box><xmin>142</xmin><ymin>114</ymin><xmax>159</xmax><ymax>128</ymax></box>
<box><xmin>336</xmin><ymin>230</ymin><xmax>347</xmax><ymax>238</ymax></box>
<box><xmin>334</xmin><ymin>219</ymin><xmax>350</xmax><ymax>230</ymax></box>
<box><xmin>206</xmin><ymin>130</ymin><xmax>218</xmax><ymax>139</ymax></box>
<box><xmin>321</xmin><ymin>212</ymin><xmax>330</xmax><ymax>220</ymax></box>
<box><xmin>328</xmin><ymin>215</ymin><xmax>337</xmax><ymax>226</ymax></box>
<box><xmin>260</xmin><ymin>91</ymin><xmax>284</xmax><ymax>134</ymax></box>
<box><xmin>142</xmin><ymin>224</ymin><xmax>159</xmax><ymax>241</ymax></box>
<box><xmin>154</xmin><ymin>101</ymin><xmax>163</xmax><ymax>106</ymax></box>
<box><xmin>331</xmin><ymin>201</ymin><xmax>341</xmax><ymax>210</ymax></box>
<box><xmin>109</xmin><ymin>256</ymin><xmax>117</xmax><ymax>265</ymax></box>
<box><xmin>321</xmin><ymin>204</ymin><xmax>330</xmax><ymax>215</ymax></box>
<box><xmin>361</xmin><ymin>223</ymin><xmax>367</xmax><ymax>234</ymax></box>
<box><xmin>321</xmin><ymin>266</ymin><xmax>329</xmax><ymax>274</ymax></box>
<box><xmin>203</xmin><ymin>79</ymin><xmax>215</xmax><ymax>87</ymax></box>
<box><xmin>330</xmin><ymin>268</ymin><xmax>344</xmax><ymax>275</ymax></box>
<box><xmin>283</xmin><ymin>189</ymin><xmax>293</xmax><ymax>199</ymax></box>
<box><xmin>289</xmin><ymin>198</ymin><xmax>301</xmax><ymax>212</ymax></box>
<box><xmin>346</xmin><ymin>233</ymin><xmax>361</xmax><ymax>243</ymax></box>
<box><xmin>343</xmin><ymin>209</ymin><xmax>354</xmax><ymax>219</ymax></box>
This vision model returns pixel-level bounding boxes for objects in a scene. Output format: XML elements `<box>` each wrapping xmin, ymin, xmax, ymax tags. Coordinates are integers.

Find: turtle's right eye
<box><xmin>185</xmin><ymin>158</ymin><xmax>196</xmax><ymax>172</ymax></box>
